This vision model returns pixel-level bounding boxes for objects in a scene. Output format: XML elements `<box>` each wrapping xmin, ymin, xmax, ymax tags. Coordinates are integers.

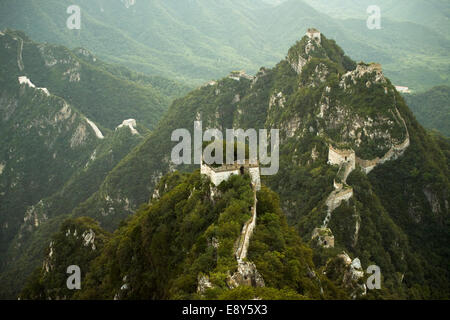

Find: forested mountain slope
<box><xmin>21</xmin><ymin>172</ymin><xmax>352</xmax><ymax>300</ymax></box>
<box><xmin>0</xmin><ymin>30</ymin><xmax>188</xmax><ymax>130</ymax></box>
<box><xmin>0</xmin><ymin>30</ymin><xmax>186</xmax><ymax>298</ymax></box>
<box><xmin>20</xmin><ymin>29</ymin><xmax>448</xmax><ymax>299</ymax></box>
<box><xmin>404</xmin><ymin>86</ymin><xmax>450</xmax><ymax>137</ymax></box>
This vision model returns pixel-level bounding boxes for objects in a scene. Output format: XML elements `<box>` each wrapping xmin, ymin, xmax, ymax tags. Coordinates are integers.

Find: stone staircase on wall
<box><xmin>313</xmin><ymin>107</ymin><xmax>410</xmax><ymax>248</ymax></box>
<box><xmin>228</xmin><ymin>183</ymin><xmax>265</xmax><ymax>288</ymax></box>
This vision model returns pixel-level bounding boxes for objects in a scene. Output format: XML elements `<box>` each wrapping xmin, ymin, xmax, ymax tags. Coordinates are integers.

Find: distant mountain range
<box><xmin>1</xmin><ymin>0</ymin><xmax>449</xmax><ymax>90</ymax></box>
<box><xmin>304</xmin><ymin>0</ymin><xmax>450</xmax><ymax>39</ymax></box>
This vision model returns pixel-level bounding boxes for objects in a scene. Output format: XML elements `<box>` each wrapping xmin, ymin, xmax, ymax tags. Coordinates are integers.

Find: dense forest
<box><xmin>405</xmin><ymin>86</ymin><xmax>450</xmax><ymax>137</ymax></box>
<box><xmin>20</xmin><ymin>172</ymin><xmax>363</xmax><ymax>300</ymax></box>
<box><xmin>13</xmin><ymin>28</ymin><xmax>450</xmax><ymax>300</ymax></box>
<box><xmin>0</xmin><ymin>29</ymin><xmax>187</xmax><ymax>298</ymax></box>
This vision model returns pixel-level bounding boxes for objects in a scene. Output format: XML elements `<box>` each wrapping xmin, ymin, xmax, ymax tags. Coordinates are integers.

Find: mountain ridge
<box><xmin>13</xmin><ymin>28</ymin><xmax>449</xmax><ymax>299</ymax></box>
<box><xmin>1</xmin><ymin>0</ymin><xmax>449</xmax><ymax>90</ymax></box>
<box><xmin>0</xmin><ymin>29</ymin><xmax>189</xmax><ymax>298</ymax></box>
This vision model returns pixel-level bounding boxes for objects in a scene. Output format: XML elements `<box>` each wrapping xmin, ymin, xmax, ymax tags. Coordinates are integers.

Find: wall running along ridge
<box><xmin>314</xmin><ymin>107</ymin><xmax>410</xmax><ymax>248</ymax></box>
<box><xmin>200</xmin><ymin>162</ymin><xmax>265</xmax><ymax>289</ymax></box>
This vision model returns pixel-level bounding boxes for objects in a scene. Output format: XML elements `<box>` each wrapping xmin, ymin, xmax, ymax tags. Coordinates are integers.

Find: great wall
<box><xmin>235</xmin><ymin>188</ymin><xmax>257</xmax><ymax>262</ymax></box>
<box><xmin>200</xmin><ymin>160</ymin><xmax>265</xmax><ymax>289</ymax></box>
<box><xmin>200</xmin><ymin>160</ymin><xmax>261</xmax><ymax>193</ymax></box>
<box><xmin>198</xmin><ymin>104</ymin><xmax>410</xmax><ymax>282</ymax></box>
<box><xmin>356</xmin><ymin>108</ymin><xmax>410</xmax><ymax>174</ymax></box>
<box><xmin>198</xmin><ymin>27</ymin><xmax>412</xmax><ymax>285</ymax></box>
<box><xmin>12</xmin><ymin>35</ymin><xmax>24</xmax><ymax>71</ymax></box>
<box><xmin>228</xmin><ymin>185</ymin><xmax>265</xmax><ymax>289</ymax></box>
<box><xmin>313</xmin><ymin>106</ymin><xmax>410</xmax><ymax>248</ymax></box>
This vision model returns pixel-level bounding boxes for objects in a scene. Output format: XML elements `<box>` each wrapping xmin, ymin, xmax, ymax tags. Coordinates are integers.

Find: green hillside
<box><xmin>16</xmin><ymin>29</ymin><xmax>448</xmax><ymax>299</ymax></box>
<box><xmin>405</xmin><ymin>86</ymin><xmax>450</xmax><ymax>137</ymax></box>
<box><xmin>0</xmin><ymin>30</ymin><xmax>189</xmax><ymax>130</ymax></box>
<box><xmin>21</xmin><ymin>171</ymin><xmax>350</xmax><ymax>300</ymax></box>
<box><xmin>0</xmin><ymin>30</ymin><xmax>186</xmax><ymax>298</ymax></box>
<box><xmin>20</xmin><ymin>217</ymin><xmax>111</xmax><ymax>300</ymax></box>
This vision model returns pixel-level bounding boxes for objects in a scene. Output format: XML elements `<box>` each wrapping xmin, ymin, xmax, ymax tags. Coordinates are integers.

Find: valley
<box><xmin>0</xmin><ymin>1</ymin><xmax>448</xmax><ymax>301</ymax></box>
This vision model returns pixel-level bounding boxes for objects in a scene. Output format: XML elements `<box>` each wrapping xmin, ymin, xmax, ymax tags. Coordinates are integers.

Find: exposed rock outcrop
<box><xmin>197</xmin><ymin>274</ymin><xmax>213</xmax><ymax>294</ymax></box>
<box><xmin>82</xmin><ymin>229</ymin><xmax>96</xmax><ymax>250</ymax></box>
<box><xmin>325</xmin><ymin>252</ymin><xmax>366</xmax><ymax>299</ymax></box>
<box><xmin>340</xmin><ymin>63</ymin><xmax>386</xmax><ymax>90</ymax></box>
<box><xmin>18</xmin><ymin>76</ymin><xmax>50</xmax><ymax>96</ymax></box>
<box><xmin>423</xmin><ymin>187</ymin><xmax>442</xmax><ymax>215</ymax></box>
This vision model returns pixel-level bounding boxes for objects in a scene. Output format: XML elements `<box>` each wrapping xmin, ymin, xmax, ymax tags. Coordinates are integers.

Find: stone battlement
<box><xmin>317</xmin><ymin>107</ymin><xmax>410</xmax><ymax>248</ymax></box>
<box><xmin>368</xmin><ymin>63</ymin><xmax>382</xmax><ymax>72</ymax></box>
<box><xmin>329</xmin><ymin>145</ymin><xmax>355</xmax><ymax>158</ymax></box>
<box><xmin>201</xmin><ymin>160</ymin><xmax>261</xmax><ymax>191</ymax></box>
<box><xmin>306</xmin><ymin>28</ymin><xmax>321</xmax><ymax>43</ymax></box>
<box><xmin>356</xmin><ymin>157</ymin><xmax>378</xmax><ymax>168</ymax></box>
<box><xmin>328</xmin><ymin>145</ymin><xmax>356</xmax><ymax>170</ymax></box>
<box><xmin>205</xmin><ymin>160</ymin><xmax>259</xmax><ymax>173</ymax></box>
<box><xmin>229</xmin><ymin>70</ymin><xmax>255</xmax><ymax>81</ymax></box>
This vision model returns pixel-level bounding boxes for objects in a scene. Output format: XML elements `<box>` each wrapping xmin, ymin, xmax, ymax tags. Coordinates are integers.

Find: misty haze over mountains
<box><xmin>0</xmin><ymin>0</ymin><xmax>448</xmax><ymax>301</ymax></box>
<box><xmin>1</xmin><ymin>0</ymin><xmax>449</xmax><ymax>91</ymax></box>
